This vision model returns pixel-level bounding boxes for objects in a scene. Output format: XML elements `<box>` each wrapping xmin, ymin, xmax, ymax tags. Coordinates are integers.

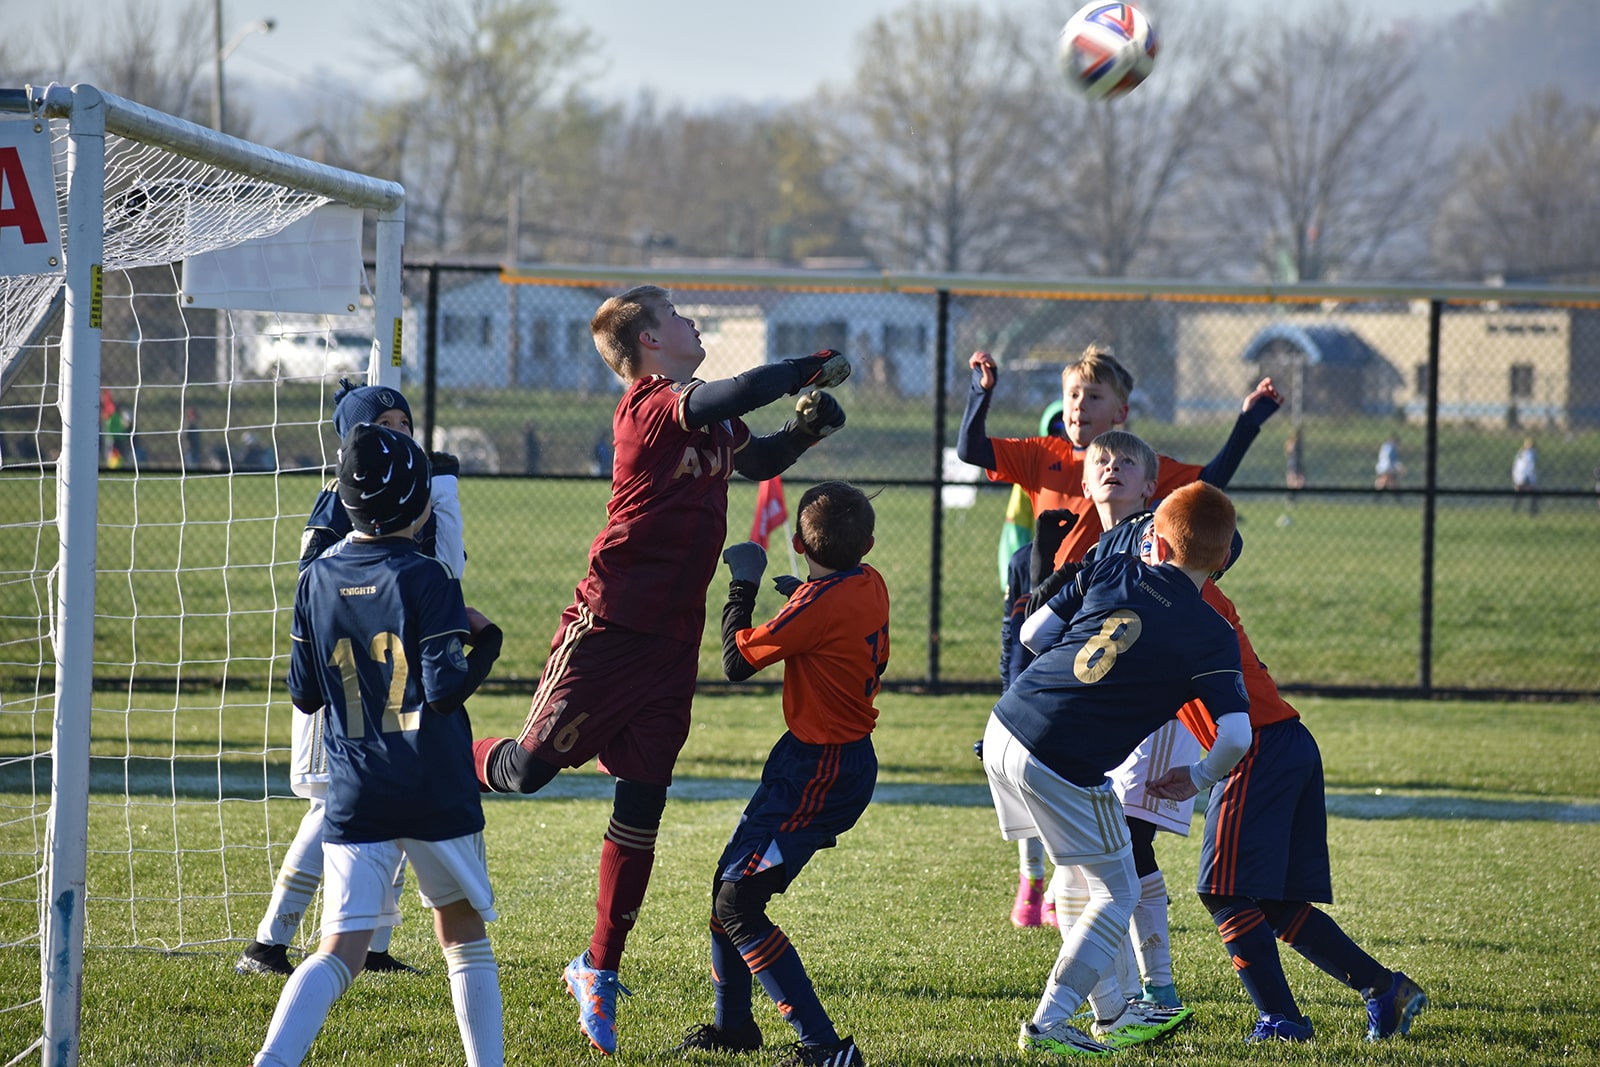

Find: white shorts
<box><xmin>1110</xmin><ymin>719</ymin><xmax>1203</xmax><ymax>835</ymax></box>
<box><xmin>981</xmin><ymin>713</ymin><xmax>1131</xmax><ymax>866</ymax></box>
<box><xmin>320</xmin><ymin>833</ymin><xmax>496</xmax><ymax>937</ymax></box>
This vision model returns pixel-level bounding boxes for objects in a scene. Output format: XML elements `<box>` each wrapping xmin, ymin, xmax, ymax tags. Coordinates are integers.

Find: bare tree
<box><xmin>1204</xmin><ymin>1</ymin><xmax>1440</xmax><ymax>281</ymax></box>
<box><xmin>1432</xmin><ymin>90</ymin><xmax>1600</xmax><ymax>283</ymax></box>
<box><xmin>814</xmin><ymin>2</ymin><xmax>1054</xmax><ymax>273</ymax></box>
<box><xmin>367</xmin><ymin>0</ymin><xmax>596</xmax><ymax>253</ymax></box>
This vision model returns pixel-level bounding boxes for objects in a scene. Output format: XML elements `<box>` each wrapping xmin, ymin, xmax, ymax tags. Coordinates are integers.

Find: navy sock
<box><xmin>710</xmin><ymin>917</ymin><xmax>754</xmax><ymax>1029</ymax></box>
<box><xmin>1211</xmin><ymin>900</ymin><xmax>1301</xmax><ymax>1019</ymax></box>
<box><xmin>741</xmin><ymin>927</ymin><xmax>836</xmax><ymax>1047</ymax></box>
<box><xmin>1265</xmin><ymin>901</ymin><xmax>1389</xmax><ymax>995</ymax></box>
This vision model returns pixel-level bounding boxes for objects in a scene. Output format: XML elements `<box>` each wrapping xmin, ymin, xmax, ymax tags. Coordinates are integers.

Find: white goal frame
<box><xmin>1</xmin><ymin>82</ymin><xmax>404</xmax><ymax>1067</ymax></box>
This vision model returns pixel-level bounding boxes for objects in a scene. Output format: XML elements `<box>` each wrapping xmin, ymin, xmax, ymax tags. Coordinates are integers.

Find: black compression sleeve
<box><xmin>682</xmin><ymin>363</ymin><xmax>807</xmax><ymax>429</ymax></box>
<box><xmin>1197</xmin><ymin>398</ymin><xmax>1280</xmax><ymax>488</ymax></box>
<box><xmin>734</xmin><ymin>428</ymin><xmax>811</xmax><ymax>481</ymax></box>
<box><xmin>957</xmin><ymin>367</ymin><xmax>998</xmax><ymax>469</ymax></box>
<box><xmin>720</xmin><ymin>580</ymin><xmax>760</xmax><ymax>682</ymax></box>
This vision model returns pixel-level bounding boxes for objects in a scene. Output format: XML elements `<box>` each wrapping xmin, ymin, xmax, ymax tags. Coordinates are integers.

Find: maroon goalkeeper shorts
<box><xmin>512</xmin><ymin>601</ymin><xmax>697</xmax><ymax>786</ymax></box>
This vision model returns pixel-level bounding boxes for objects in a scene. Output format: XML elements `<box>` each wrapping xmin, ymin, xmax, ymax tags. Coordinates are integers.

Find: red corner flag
<box><xmin>751</xmin><ymin>477</ymin><xmax>789</xmax><ymax>549</ymax></box>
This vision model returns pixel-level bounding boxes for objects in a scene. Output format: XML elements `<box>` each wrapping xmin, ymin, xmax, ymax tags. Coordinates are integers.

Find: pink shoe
<box><xmin>1041</xmin><ymin>896</ymin><xmax>1058</xmax><ymax>928</ymax></box>
<box><xmin>1011</xmin><ymin>875</ymin><xmax>1044</xmax><ymax>927</ymax></box>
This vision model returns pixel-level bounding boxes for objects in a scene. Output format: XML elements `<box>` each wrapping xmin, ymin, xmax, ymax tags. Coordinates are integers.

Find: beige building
<box><xmin>1174</xmin><ymin>304</ymin><xmax>1600</xmax><ymax>428</ymax></box>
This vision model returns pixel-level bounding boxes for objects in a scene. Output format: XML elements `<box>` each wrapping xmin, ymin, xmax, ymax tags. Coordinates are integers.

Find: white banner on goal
<box><xmin>180</xmin><ymin>202</ymin><xmax>364</xmax><ymax>313</ymax></box>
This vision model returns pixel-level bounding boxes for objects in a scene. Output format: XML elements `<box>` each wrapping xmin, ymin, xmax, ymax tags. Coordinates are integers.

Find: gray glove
<box><xmin>772</xmin><ymin>574</ymin><xmax>802</xmax><ymax>597</ymax></box>
<box><xmin>722</xmin><ymin>542</ymin><xmax>768</xmax><ymax>585</ymax></box>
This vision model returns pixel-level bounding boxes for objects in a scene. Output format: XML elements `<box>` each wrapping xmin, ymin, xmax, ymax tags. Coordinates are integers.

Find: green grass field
<box><xmin>2</xmin><ymin>693</ymin><xmax>1597</xmax><ymax>1065</ymax></box>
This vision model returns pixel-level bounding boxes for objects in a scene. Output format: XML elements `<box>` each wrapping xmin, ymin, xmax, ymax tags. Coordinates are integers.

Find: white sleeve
<box><xmin>1020</xmin><ymin>602</ymin><xmax>1069</xmax><ymax>655</ymax></box>
<box><xmin>1188</xmin><ymin>712</ymin><xmax>1251</xmax><ymax>792</ymax></box>
<box><xmin>428</xmin><ymin>473</ymin><xmax>466</xmax><ymax>578</ymax></box>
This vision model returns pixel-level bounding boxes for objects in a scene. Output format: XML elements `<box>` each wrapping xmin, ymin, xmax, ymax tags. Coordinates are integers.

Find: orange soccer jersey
<box><xmin>1177</xmin><ymin>581</ymin><xmax>1300</xmax><ymax>750</ymax></box>
<box><xmin>733</xmin><ymin>564</ymin><xmax>890</xmax><ymax>746</ymax></box>
<box><xmin>987</xmin><ymin>436</ymin><xmax>1204</xmax><ymax>567</ymax></box>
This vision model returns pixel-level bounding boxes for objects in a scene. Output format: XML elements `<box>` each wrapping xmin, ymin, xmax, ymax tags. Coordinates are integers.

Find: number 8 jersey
<box><xmin>991</xmin><ymin>552</ymin><xmax>1246</xmax><ymax>789</ymax></box>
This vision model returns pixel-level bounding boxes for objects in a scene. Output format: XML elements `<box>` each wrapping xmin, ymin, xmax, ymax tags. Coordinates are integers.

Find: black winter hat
<box><xmin>338</xmin><ymin>423</ymin><xmax>431</xmax><ymax>536</ymax></box>
<box><xmin>332</xmin><ymin>378</ymin><xmax>412</xmax><ymax>438</ymax></box>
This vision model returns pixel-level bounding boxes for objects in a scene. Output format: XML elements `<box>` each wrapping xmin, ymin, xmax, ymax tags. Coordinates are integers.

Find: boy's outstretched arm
<box><xmin>1197</xmin><ymin>377</ymin><xmax>1282</xmax><ymax>488</ymax></box>
<box><xmin>956</xmin><ymin>352</ymin><xmax>999</xmax><ymax>470</ymax></box>
<box><xmin>682</xmin><ymin>350</ymin><xmax>848</xmax><ymax>429</ymax></box>
<box><xmin>734</xmin><ymin>390</ymin><xmax>846</xmax><ymax>480</ymax></box>
<box><xmin>719</xmin><ymin>543</ymin><xmax>767</xmax><ymax>682</ymax></box>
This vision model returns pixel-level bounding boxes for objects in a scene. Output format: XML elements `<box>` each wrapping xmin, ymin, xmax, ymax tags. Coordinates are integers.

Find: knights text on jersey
<box><xmin>577</xmin><ymin>376</ymin><xmax>752</xmax><ymax>642</ymax></box>
<box><xmin>987</xmin><ymin>437</ymin><xmax>1203</xmax><ymax>567</ymax></box>
<box><xmin>288</xmin><ymin>538</ymin><xmax>480</xmax><ymax>844</ymax></box>
<box><xmin>734</xmin><ymin>564</ymin><xmax>890</xmax><ymax>746</ymax></box>
<box><xmin>992</xmin><ymin>552</ymin><xmax>1246</xmax><ymax>787</ymax></box>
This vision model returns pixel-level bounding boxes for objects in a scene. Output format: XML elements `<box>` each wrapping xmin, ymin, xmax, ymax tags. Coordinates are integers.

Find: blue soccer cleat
<box><xmin>1244</xmin><ymin>1012</ymin><xmax>1314</xmax><ymax>1043</ymax></box>
<box><xmin>563</xmin><ymin>951</ymin><xmax>631</xmax><ymax>1054</ymax></box>
<box><xmin>1366</xmin><ymin>970</ymin><xmax>1427</xmax><ymax>1040</ymax></box>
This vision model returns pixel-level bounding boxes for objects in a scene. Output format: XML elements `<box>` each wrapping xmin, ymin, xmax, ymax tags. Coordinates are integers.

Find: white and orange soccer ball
<box><xmin>1056</xmin><ymin>2</ymin><xmax>1159</xmax><ymax>101</ymax></box>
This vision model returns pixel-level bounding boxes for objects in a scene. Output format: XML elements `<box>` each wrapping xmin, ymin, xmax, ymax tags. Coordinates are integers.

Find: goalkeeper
<box><xmin>238</xmin><ymin>379</ymin><xmax>465</xmax><ymax>979</ymax></box>
<box><xmin>471</xmin><ymin>285</ymin><xmax>850</xmax><ymax>1056</ymax></box>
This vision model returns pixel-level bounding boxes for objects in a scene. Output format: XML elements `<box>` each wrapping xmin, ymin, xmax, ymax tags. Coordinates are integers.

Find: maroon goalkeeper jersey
<box><xmin>576</xmin><ymin>375</ymin><xmax>752</xmax><ymax>643</ymax></box>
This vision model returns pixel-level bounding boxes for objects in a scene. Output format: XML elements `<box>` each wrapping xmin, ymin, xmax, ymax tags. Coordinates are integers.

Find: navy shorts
<box><xmin>1197</xmin><ymin>717</ymin><xmax>1333</xmax><ymax>903</ymax></box>
<box><xmin>717</xmin><ymin>732</ymin><xmax>877</xmax><ymax>892</ymax></box>
<box><xmin>514</xmin><ymin>602</ymin><xmax>698</xmax><ymax>786</ymax></box>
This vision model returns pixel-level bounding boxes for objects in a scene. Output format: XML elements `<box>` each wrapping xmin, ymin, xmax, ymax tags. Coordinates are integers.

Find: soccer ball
<box><xmin>1057</xmin><ymin>2</ymin><xmax>1159</xmax><ymax>101</ymax></box>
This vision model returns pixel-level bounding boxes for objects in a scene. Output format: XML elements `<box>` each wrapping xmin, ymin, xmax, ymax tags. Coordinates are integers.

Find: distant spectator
<box><xmin>1284</xmin><ymin>427</ymin><xmax>1306</xmax><ymax>490</ymax></box>
<box><xmin>1511</xmin><ymin>438</ymin><xmax>1538</xmax><ymax>515</ymax></box>
<box><xmin>184</xmin><ymin>406</ymin><xmax>202</xmax><ymax>469</ymax></box>
<box><xmin>523</xmin><ymin>420</ymin><xmax>542</xmax><ymax>475</ymax></box>
<box><xmin>1374</xmin><ymin>435</ymin><xmax>1404</xmax><ymax>492</ymax></box>
<box><xmin>103</xmin><ymin>405</ymin><xmax>132</xmax><ymax>469</ymax></box>
<box><xmin>239</xmin><ymin>433</ymin><xmax>276</xmax><ymax>472</ymax></box>
<box><xmin>589</xmin><ymin>431</ymin><xmax>614</xmax><ymax>478</ymax></box>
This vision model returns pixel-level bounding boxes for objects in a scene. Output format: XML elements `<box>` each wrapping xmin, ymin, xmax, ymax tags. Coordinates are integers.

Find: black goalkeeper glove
<box><xmin>427</xmin><ymin>451</ymin><xmax>461</xmax><ymax>478</ymax></box>
<box><xmin>1029</xmin><ymin>509</ymin><xmax>1077</xmax><ymax>587</ymax></box>
<box><xmin>791</xmin><ymin>390</ymin><xmax>846</xmax><ymax>440</ymax></box>
<box><xmin>772</xmin><ymin>574</ymin><xmax>802</xmax><ymax>598</ymax></box>
<box><xmin>722</xmin><ymin>541</ymin><xmax>768</xmax><ymax>585</ymax></box>
<box><xmin>784</xmin><ymin>349</ymin><xmax>851</xmax><ymax>392</ymax></box>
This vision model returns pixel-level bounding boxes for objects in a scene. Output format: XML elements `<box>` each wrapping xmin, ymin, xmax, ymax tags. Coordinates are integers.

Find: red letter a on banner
<box><xmin>0</xmin><ymin>147</ymin><xmax>49</xmax><ymax>245</ymax></box>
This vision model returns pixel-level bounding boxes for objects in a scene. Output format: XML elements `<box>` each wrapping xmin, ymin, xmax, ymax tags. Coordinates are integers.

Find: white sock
<box><xmin>368</xmin><ymin>859</ymin><xmax>408</xmax><ymax>954</ymax></box>
<box><xmin>253</xmin><ymin>952</ymin><xmax>352</xmax><ymax>1067</ymax></box>
<box><xmin>1033</xmin><ymin>854</ymin><xmax>1137</xmax><ymax>1028</ymax></box>
<box><xmin>1129</xmin><ymin>871</ymin><xmax>1174</xmax><ymax>988</ymax></box>
<box><xmin>446</xmin><ymin>938</ymin><xmax>504</xmax><ymax>1067</ymax></box>
<box><xmin>1116</xmin><ymin>935</ymin><xmax>1141</xmax><ymax>1001</ymax></box>
<box><xmin>1020</xmin><ymin>837</ymin><xmax>1046</xmax><ymax>881</ymax></box>
<box><xmin>255</xmin><ymin>804</ymin><xmax>325</xmax><ymax>946</ymax></box>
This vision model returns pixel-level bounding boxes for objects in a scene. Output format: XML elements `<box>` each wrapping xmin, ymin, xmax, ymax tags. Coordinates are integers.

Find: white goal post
<box><xmin>0</xmin><ymin>82</ymin><xmax>404</xmax><ymax>1067</ymax></box>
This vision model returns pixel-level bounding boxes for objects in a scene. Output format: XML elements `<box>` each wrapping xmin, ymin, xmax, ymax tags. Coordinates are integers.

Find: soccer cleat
<box><xmin>363</xmin><ymin>950</ymin><xmax>422</xmax><ymax>974</ymax></box>
<box><xmin>1244</xmin><ymin>1012</ymin><xmax>1314</xmax><ymax>1043</ymax></box>
<box><xmin>1365</xmin><ymin>970</ymin><xmax>1427</xmax><ymax>1041</ymax></box>
<box><xmin>1019</xmin><ymin>1019</ymin><xmax>1113</xmax><ymax>1058</ymax></box>
<box><xmin>772</xmin><ymin>1035</ymin><xmax>863</xmax><ymax>1067</ymax></box>
<box><xmin>1138</xmin><ymin>981</ymin><xmax>1182</xmax><ymax>1009</ymax></box>
<box><xmin>1041</xmin><ymin>896</ymin><xmax>1058</xmax><ymax>929</ymax></box>
<box><xmin>564</xmin><ymin>951</ymin><xmax>631</xmax><ymax>1054</ymax></box>
<box><xmin>1090</xmin><ymin>1001</ymin><xmax>1193</xmax><ymax>1049</ymax></box>
<box><xmin>234</xmin><ymin>940</ymin><xmax>293</xmax><ymax>976</ymax></box>
<box><xmin>675</xmin><ymin>1020</ymin><xmax>764</xmax><ymax>1053</ymax></box>
<box><xmin>1011</xmin><ymin>874</ymin><xmax>1045</xmax><ymax>927</ymax></box>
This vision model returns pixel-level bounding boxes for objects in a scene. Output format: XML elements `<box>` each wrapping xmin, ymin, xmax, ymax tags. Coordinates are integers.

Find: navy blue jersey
<box><xmin>300</xmin><ymin>480</ymin><xmax>444</xmax><ymax>571</ymax></box>
<box><xmin>993</xmin><ymin>552</ymin><xmax>1247</xmax><ymax>788</ymax></box>
<box><xmin>287</xmin><ymin>537</ymin><xmax>481</xmax><ymax>844</ymax></box>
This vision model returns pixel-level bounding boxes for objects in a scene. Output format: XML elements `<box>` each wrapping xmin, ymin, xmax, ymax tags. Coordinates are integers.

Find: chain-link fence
<box><xmin>389</xmin><ymin>264</ymin><xmax>1600</xmax><ymax>700</ymax></box>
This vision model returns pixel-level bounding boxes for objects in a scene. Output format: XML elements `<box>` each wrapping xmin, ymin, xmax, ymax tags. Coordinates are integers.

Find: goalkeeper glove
<box><xmin>1029</xmin><ymin>509</ymin><xmax>1076</xmax><ymax>586</ymax></box>
<box><xmin>428</xmin><ymin>451</ymin><xmax>461</xmax><ymax>478</ymax></box>
<box><xmin>772</xmin><ymin>574</ymin><xmax>802</xmax><ymax>598</ymax></box>
<box><xmin>784</xmin><ymin>349</ymin><xmax>851</xmax><ymax>392</ymax></box>
<box><xmin>722</xmin><ymin>542</ymin><xmax>768</xmax><ymax>585</ymax></box>
<box><xmin>791</xmin><ymin>390</ymin><xmax>846</xmax><ymax>440</ymax></box>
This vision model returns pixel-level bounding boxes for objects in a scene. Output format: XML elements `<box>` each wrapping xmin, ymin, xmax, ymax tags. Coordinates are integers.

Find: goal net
<box><xmin>0</xmin><ymin>83</ymin><xmax>405</xmax><ymax>1065</ymax></box>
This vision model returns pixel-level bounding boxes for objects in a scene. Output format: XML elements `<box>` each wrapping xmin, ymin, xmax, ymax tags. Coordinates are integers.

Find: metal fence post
<box><xmin>928</xmin><ymin>289</ymin><xmax>951</xmax><ymax>693</ymax></box>
<box><xmin>1419</xmin><ymin>299</ymin><xmax>1442</xmax><ymax>694</ymax></box>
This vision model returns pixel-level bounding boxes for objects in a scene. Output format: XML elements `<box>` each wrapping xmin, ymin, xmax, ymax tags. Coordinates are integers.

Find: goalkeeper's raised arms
<box><xmin>723</xmin><ymin>541</ymin><xmax>769</xmax><ymax>585</ymax></box>
<box><xmin>792</xmin><ymin>390</ymin><xmax>846</xmax><ymax>439</ymax></box>
<box><xmin>785</xmin><ymin>349</ymin><xmax>851</xmax><ymax>391</ymax></box>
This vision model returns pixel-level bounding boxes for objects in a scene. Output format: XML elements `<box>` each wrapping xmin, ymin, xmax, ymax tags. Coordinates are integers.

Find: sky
<box><xmin>215</xmin><ymin>0</ymin><xmax>1486</xmax><ymax>114</ymax></box>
